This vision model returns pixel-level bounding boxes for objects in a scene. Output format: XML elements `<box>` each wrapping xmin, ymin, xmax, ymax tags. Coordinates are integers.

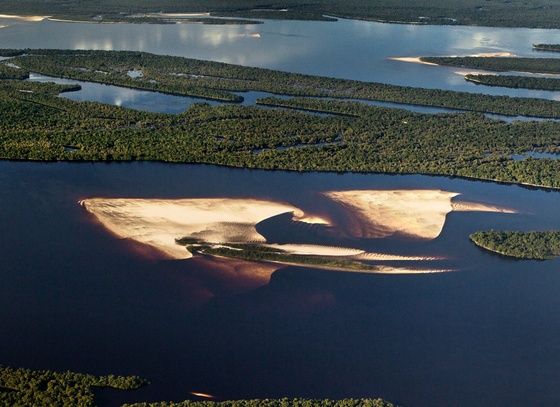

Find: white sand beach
<box><xmin>323</xmin><ymin>189</ymin><xmax>516</xmax><ymax>240</ymax></box>
<box><xmin>0</xmin><ymin>14</ymin><xmax>49</xmax><ymax>21</ymax></box>
<box><xmin>80</xmin><ymin>197</ymin><xmax>308</xmax><ymax>259</ymax></box>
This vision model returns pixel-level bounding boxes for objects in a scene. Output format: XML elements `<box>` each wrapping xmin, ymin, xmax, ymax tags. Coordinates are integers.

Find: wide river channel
<box><xmin>2</xmin><ymin>15</ymin><xmax>560</xmax><ymax>407</ymax></box>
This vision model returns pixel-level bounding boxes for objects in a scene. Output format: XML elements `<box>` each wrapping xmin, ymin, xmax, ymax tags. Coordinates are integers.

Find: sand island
<box><xmin>80</xmin><ymin>189</ymin><xmax>516</xmax><ymax>279</ymax></box>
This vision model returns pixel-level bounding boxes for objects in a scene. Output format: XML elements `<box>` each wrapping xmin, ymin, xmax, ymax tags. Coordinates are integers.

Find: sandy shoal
<box><xmin>80</xmin><ymin>197</ymin><xmax>308</xmax><ymax>259</ymax></box>
<box><xmin>265</xmin><ymin>243</ymin><xmax>443</xmax><ymax>261</ymax></box>
<box><xmin>323</xmin><ymin>189</ymin><xmax>459</xmax><ymax>239</ymax></box>
<box><xmin>322</xmin><ymin>190</ymin><xmax>515</xmax><ymax>240</ymax></box>
<box><xmin>0</xmin><ymin>14</ymin><xmax>49</xmax><ymax>21</ymax></box>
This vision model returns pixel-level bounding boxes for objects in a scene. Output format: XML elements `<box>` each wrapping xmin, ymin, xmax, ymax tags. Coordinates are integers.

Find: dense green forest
<box><xmin>0</xmin><ymin>364</ymin><xmax>395</xmax><ymax>407</ymax></box>
<box><xmin>470</xmin><ymin>230</ymin><xmax>560</xmax><ymax>259</ymax></box>
<box><xmin>465</xmin><ymin>74</ymin><xmax>560</xmax><ymax>91</ymax></box>
<box><xmin>420</xmin><ymin>56</ymin><xmax>560</xmax><ymax>75</ymax></box>
<box><xmin>2</xmin><ymin>50</ymin><xmax>560</xmax><ymax>188</ymax></box>
<box><xmin>124</xmin><ymin>398</ymin><xmax>396</xmax><ymax>407</ymax></box>
<box><xmin>0</xmin><ymin>365</ymin><xmax>148</xmax><ymax>406</ymax></box>
<box><xmin>2</xmin><ymin>0</ymin><xmax>560</xmax><ymax>28</ymax></box>
<box><xmin>533</xmin><ymin>44</ymin><xmax>560</xmax><ymax>52</ymax></box>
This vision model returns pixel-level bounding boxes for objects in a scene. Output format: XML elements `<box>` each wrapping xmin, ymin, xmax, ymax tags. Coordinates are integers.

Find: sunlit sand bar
<box><xmin>0</xmin><ymin>14</ymin><xmax>49</xmax><ymax>21</ymax></box>
<box><xmin>80</xmin><ymin>197</ymin><xmax>308</xmax><ymax>259</ymax></box>
<box><xmin>323</xmin><ymin>189</ymin><xmax>516</xmax><ymax>240</ymax></box>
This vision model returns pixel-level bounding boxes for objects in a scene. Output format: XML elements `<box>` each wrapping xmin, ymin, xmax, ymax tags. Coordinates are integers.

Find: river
<box><xmin>1</xmin><ymin>16</ymin><xmax>560</xmax><ymax>407</ymax></box>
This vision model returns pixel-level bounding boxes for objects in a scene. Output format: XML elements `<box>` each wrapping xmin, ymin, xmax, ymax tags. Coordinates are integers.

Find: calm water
<box><xmin>2</xmin><ymin>17</ymin><xmax>560</xmax><ymax>407</ymax></box>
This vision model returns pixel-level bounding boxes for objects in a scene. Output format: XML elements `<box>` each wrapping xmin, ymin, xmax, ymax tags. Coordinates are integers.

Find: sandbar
<box><xmin>0</xmin><ymin>14</ymin><xmax>49</xmax><ymax>21</ymax></box>
<box><xmin>322</xmin><ymin>189</ymin><xmax>516</xmax><ymax>240</ymax></box>
<box><xmin>79</xmin><ymin>191</ymin><xmax>516</xmax><ymax>278</ymax></box>
<box><xmin>80</xmin><ymin>197</ymin><xmax>308</xmax><ymax>259</ymax></box>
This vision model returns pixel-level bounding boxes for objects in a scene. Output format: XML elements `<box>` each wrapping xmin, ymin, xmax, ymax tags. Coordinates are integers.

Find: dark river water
<box><xmin>2</xmin><ymin>16</ymin><xmax>560</xmax><ymax>407</ymax></box>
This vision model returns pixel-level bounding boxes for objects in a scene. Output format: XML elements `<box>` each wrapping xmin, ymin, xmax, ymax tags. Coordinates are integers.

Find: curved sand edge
<box><xmin>0</xmin><ymin>14</ymin><xmax>50</xmax><ymax>21</ymax></box>
<box><xmin>80</xmin><ymin>197</ymin><xmax>308</xmax><ymax>260</ymax></box>
<box><xmin>323</xmin><ymin>190</ymin><xmax>516</xmax><ymax>240</ymax></box>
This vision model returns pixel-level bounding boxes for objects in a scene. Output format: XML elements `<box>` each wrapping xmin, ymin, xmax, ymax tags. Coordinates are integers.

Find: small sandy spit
<box><xmin>0</xmin><ymin>14</ymin><xmax>49</xmax><ymax>21</ymax></box>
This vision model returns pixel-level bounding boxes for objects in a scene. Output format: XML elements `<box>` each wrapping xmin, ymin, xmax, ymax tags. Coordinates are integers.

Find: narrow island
<box><xmin>470</xmin><ymin>230</ymin><xmax>560</xmax><ymax>260</ymax></box>
<box><xmin>418</xmin><ymin>53</ymin><xmax>560</xmax><ymax>91</ymax></box>
<box><xmin>533</xmin><ymin>44</ymin><xmax>560</xmax><ymax>52</ymax></box>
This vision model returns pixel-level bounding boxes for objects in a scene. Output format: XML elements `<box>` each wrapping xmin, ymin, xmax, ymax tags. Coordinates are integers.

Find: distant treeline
<box><xmin>2</xmin><ymin>0</ymin><xmax>560</xmax><ymax>28</ymax></box>
<box><xmin>0</xmin><ymin>364</ymin><xmax>148</xmax><ymax>406</ymax></box>
<box><xmin>533</xmin><ymin>44</ymin><xmax>560</xmax><ymax>52</ymax></box>
<box><xmin>465</xmin><ymin>74</ymin><xmax>560</xmax><ymax>91</ymax></box>
<box><xmin>470</xmin><ymin>230</ymin><xmax>560</xmax><ymax>260</ymax></box>
<box><xmin>2</xmin><ymin>50</ymin><xmax>560</xmax><ymax>188</ymax></box>
<box><xmin>6</xmin><ymin>49</ymin><xmax>560</xmax><ymax>119</ymax></box>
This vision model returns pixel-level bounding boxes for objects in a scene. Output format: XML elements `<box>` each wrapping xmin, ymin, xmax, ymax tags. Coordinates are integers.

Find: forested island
<box><xmin>420</xmin><ymin>53</ymin><xmax>560</xmax><ymax>93</ymax></box>
<box><xmin>465</xmin><ymin>74</ymin><xmax>560</xmax><ymax>92</ymax></box>
<box><xmin>1</xmin><ymin>49</ymin><xmax>560</xmax><ymax>188</ymax></box>
<box><xmin>470</xmin><ymin>230</ymin><xmax>560</xmax><ymax>260</ymax></box>
<box><xmin>2</xmin><ymin>0</ymin><xmax>560</xmax><ymax>28</ymax></box>
<box><xmin>533</xmin><ymin>44</ymin><xmax>560</xmax><ymax>52</ymax></box>
<box><xmin>180</xmin><ymin>242</ymin><xmax>379</xmax><ymax>272</ymax></box>
<box><xmin>419</xmin><ymin>56</ymin><xmax>560</xmax><ymax>75</ymax></box>
<box><xmin>0</xmin><ymin>364</ymin><xmax>395</xmax><ymax>407</ymax></box>
<box><xmin>0</xmin><ymin>364</ymin><xmax>148</xmax><ymax>406</ymax></box>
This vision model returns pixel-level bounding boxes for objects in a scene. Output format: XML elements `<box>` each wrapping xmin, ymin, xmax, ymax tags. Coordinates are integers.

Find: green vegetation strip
<box><xmin>533</xmin><ymin>44</ymin><xmax>560</xmax><ymax>52</ymax></box>
<box><xmin>420</xmin><ymin>56</ymin><xmax>560</xmax><ymax>75</ymax></box>
<box><xmin>189</xmin><ymin>244</ymin><xmax>378</xmax><ymax>272</ymax></box>
<box><xmin>0</xmin><ymin>364</ymin><xmax>396</xmax><ymax>407</ymax></box>
<box><xmin>470</xmin><ymin>230</ymin><xmax>560</xmax><ymax>260</ymax></box>
<box><xmin>3</xmin><ymin>0</ymin><xmax>560</xmax><ymax>28</ymax></box>
<box><xmin>124</xmin><ymin>398</ymin><xmax>396</xmax><ymax>407</ymax></box>
<box><xmin>2</xmin><ymin>50</ymin><xmax>560</xmax><ymax>188</ymax></box>
<box><xmin>465</xmin><ymin>74</ymin><xmax>560</xmax><ymax>92</ymax></box>
<box><xmin>0</xmin><ymin>364</ymin><xmax>148</xmax><ymax>406</ymax></box>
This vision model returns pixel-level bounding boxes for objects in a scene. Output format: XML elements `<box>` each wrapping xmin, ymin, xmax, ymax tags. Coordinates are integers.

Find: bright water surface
<box><xmin>2</xmin><ymin>16</ymin><xmax>560</xmax><ymax>407</ymax></box>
